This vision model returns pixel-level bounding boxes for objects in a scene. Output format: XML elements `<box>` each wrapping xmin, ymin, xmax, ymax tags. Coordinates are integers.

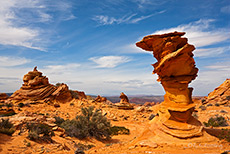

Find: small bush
<box><xmin>70</xmin><ymin>90</ymin><xmax>79</xmax><ymax>99</ymax></box>
<box><xmin>192</xmin><ymin>112</ymin><xmax>198</xmax><ymax>119</ymax></box>
<box><xmin>75</xmin><ymin>143</ymin><xmax>95</xmax><ymax>151</ymax></box>
<box><xmin>199</xmin><ymin>105</ymin><xmax>206</xmax><ymax>111</ymax></box>
<box><xmin>26</xmin><ymin>122</ymin><xmax>54</xmax><ymax>142</ymax></box>
<box><xmin>6</xmin><ymin>103</ymin><xmax>13</xmax><ymax>108</ymax></box>
<box><xmin>61</xmin><ymin>106</ymin><xmax>112</xmax><ymax>140</ymax></box>
<box><xmin>110</xmin><ymin>126</ymin><xmax>130</xmax><ymax>135</ymax></box>
<box><xmin>203</xmin><ymin>115</ymin><xmax>228</xmax><ymax>127</ymax></box>
<box><xmin>54</xmin><ymin>116</ymin><xmax>65</xmax><ymax>126</ymax></box>
<box><xmin>18</xmin><ymin>103</ymin><xmax>25</xmax><ymax>108</ymax></box>
<box><xmin>0</xmin><ymin>118</ymin><xmax>15</xmax><ymax>135</ymax></box>
<box><xmin>201</xmin><ymin>99</ymin><xmax>206</xmax><ymax>104</ymax></box>
<box><xmin>215</xmin><ymin>103</ymin><xmax>220</xmax><ymax>107</ymax></box>
<box><xmin>55</xmin><ymin>83</ymin><xmax>62</xmax><ymax>87</ymax></box>
<box><xmin>226</xmin><ymin>96</ymin><xmax>230</xmax><ymax>101</ymax></box>
<box><xmin>218</xmin><ymin>129</ymin><xmax>230</xmax><ymax>142</ymax></box>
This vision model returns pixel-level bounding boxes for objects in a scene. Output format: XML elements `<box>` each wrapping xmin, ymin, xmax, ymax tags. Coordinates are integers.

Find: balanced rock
<box><xmin>8</xmin><ymin>67</ymin><xmax>72</xmax><ymax>103</ymax></box>
<box><xmin>203</xmin><ymin>79</ymin><xmax>230</xmax><ymax>105</ymax></box>
<box><xmin>136</xmin><ymin>31</ymin><xmax>203</xmax><ymax>138</ymax></box>
<box><xmin>114</xmin><ymin>92</ymin><xmax>134</xmax><ymax>110</ymax></box>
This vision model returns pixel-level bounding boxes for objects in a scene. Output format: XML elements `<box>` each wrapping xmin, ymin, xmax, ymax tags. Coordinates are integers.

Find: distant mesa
<box><xmin>202</xmin><ymin>78</ymin><xmax>230</xmax><ymax>106</ymax></box>
<box><xmin>114</xmin><ymin>92</ymin><xmax>134</xmax><ymax>110</ymax></box>
<box><xmin>7</xmin><ymin>66</ymin><xmax>74</xmax><ymax>104</ymax></box>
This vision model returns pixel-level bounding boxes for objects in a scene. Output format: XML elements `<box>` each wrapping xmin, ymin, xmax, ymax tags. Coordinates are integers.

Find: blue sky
<box><xmin>0</xmin><ymin>0</ymin><xmax>229</xmax><ymax>96</ymax></box>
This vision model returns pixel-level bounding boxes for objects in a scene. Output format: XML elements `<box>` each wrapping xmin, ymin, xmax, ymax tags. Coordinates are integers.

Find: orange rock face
<box><xmin>203</xmin><ymin>78</ymin><xmax>230</xmax><ymax>105</ymax></box>
<box><xmin>8</xmin><ymin>67</ymin><xmax>72</xmax><ymax>103</ymax></box>
<box><xmin>136</xmin><ymin>31</ymin><xmax>203</xmax><ymax>138</ymax></box>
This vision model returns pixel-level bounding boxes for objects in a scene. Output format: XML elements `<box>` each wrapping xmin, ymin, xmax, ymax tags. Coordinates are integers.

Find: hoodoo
<box><xmin>136</xmin><ymin>31</ymin><xmax>211</xmax><ymax>140</ymax></box>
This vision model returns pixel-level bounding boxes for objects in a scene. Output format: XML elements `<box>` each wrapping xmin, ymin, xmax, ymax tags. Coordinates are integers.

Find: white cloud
<box><xmin>0</xmin><ymin>0</ymin><xmax>75</xmax><ymax>51</ymax></box>
<box><xmin>44</xmin><ymin>63</ymin><xmax>81</xmax><ymax>72</ymax></box>
<box><xmin>205</xmin><ymin>62</ymin><xmax>230</xmax><ymax>71</ymax></box>
<box><xmin>195</xmin><ymin>46</ymin><xmax>230</xmax><ymax>57</ymax></box>
<box><xmin>154</xmin><ymin>19</ymin><xmax>230</xmax><ymax>48</ymax></box>
<box><xmin>221</xmin><ymin>5</ymin><xmax>230</xmax><ymax>14</ymax></box>
<box><xmin>0</xmin><ymin>56</ymin><xmax>31</xmax><ymax>67</ymax></box>
<box><xmin>89</xmin><ymin>56</ymin><xmax>131</xmax><ymax>68</ymax></box>
<box><xmin>93</xmin><ymin>11</ymin><xmax>165</xmax><ymax>25</ymax></box>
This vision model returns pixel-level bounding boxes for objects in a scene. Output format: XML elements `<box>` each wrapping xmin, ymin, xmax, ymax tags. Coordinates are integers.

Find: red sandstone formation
<box><xmin>0</xmin><ymin>93</ymin><xmax>9</xmax><ymax>101</ymax></box>
<box><xmin>136</xmin><ymin>31</ymin><xmax>210</xmax><ymax>140</ymax></box>
<box><xmin>94</xmin><ymin>95</ymin><xmax>107</xmax><ymax>103</ymax></box>
<box><xmin>8</xmin><ymin>67</ymin><xmax>72</xmax><ymax>103</ymax></box>
<box><xmin>203</xmin><ymin>79</ymin><xmax>230</xmax><ymax>105</ymax></box>
<box><xmin>114</xmin><ymin>92</ymin><xmax>134</xmax><ymax>110</ymax></box>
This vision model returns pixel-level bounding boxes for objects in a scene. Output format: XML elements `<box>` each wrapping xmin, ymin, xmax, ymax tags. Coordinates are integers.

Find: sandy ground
<box><xmin>0</xmin><ymin>99</ymin><xmax>230</xmax><ymax>154</ymax></box>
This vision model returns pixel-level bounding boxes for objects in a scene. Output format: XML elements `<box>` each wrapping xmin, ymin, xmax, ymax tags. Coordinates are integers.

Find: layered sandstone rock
<box><xmin>0</xmin><ymin>93</ymin><xmax>9</xmax><ymax>102</ymax></box>
<box><xmin>203</xmin><ymin>79</ymin><xmax>230</xmax><ymax>105</ymax></box>
<box><xmin>94</xmin><ymin>95</ymin><xmax>107</xmax><ymax>103</ymax></box>
<box><xmin>8</xmin><ymin>67</ymin><xmax>72</xmax><ymax>103</ymax></box>
<box><xmin>114</xmin><ymin>92</ymin><xmax>134</xmax><ymax>110</ymax></box>
<box><xmin>136</xmin><ymin>32</ymin><xmax>203</xmax><ymax>139</ymax></box>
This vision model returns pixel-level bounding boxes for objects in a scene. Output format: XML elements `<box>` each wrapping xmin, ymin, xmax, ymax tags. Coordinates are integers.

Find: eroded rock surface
<box><xmin>8</xmin><ymin>67</ymin><xmax>72</xmax><ymax>104</ymax></box>
<box><xmin>136</xmin><ymin>31</ymin><xmax>203</xmax><ymax>139</ymax></box>
<box><xmin>203</xmin><ymin>79</ymin><xmax>230</xmax><ymax>105</ymax></box>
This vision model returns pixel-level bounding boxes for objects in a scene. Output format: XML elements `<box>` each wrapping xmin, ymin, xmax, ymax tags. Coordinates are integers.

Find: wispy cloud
<box><xmin>205</xmin><ymin>62</ymin><xmax>230</xmax><ymax>71</ymax></box>
<box><xmin>92</xmin><ymin>10</ymin><xmax>165</xmax><ymax>25</ymax></box>
<box><xmin>44</xmin><ymin>63</ymin><xmax>81</xmax><ymax>73</ymax></box>
<box><xmin>0</xmin><ymin>0</ymin><xmax>75</xmax><ymax>51</ymax></box>
<box><xmin>0</xmin><ymin>56</ymin><xmax>31</xmax><ymax>67</ymax></box>
<box><xmin>89</xmin><ymin>56</ymin><xmax>131</xmax><ymax>68</ymax></box>
<box><xmin>221</xmin><ymin>5</ymin><xmax>230</xmax><ymax>14</ymax></box>
<box><xmin>152</xmin><ymin>19</ymin><xmax>230</xmax><ymax>57</ymax></box>
<box><xmin>154</xmin><ymin>19</ymin><xmax>230</xmax><ymax>48</ymax></box>
<box><xmin>195</xmin><ymin>46</ymin><xmax>230</xmax><ymax>57</ymax></box>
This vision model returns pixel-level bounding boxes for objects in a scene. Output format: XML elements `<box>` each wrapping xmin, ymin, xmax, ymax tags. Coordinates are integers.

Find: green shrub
<box><xmin>226</xmin><ymin>96</ymin><xmax>230</xmax><ymax>101</ymax></box>
<box><xmin>75</xmin><ymin>143</ymin><xmax>95</xmax><ymax>151</ymax></box>
<box><xmin>110</xmin><ymin>126</ymin><xmax>130</xmax><ymax>135</ymax></box>
<box><xmin>70</xmin><ymin>90</ymin><xmax>79</xmax><ymax>99</ymax></box>
<box><xmin>26</xmin><ymin>122</ymin><xmax>54</xmax><ymax>142</ymax></box>
<box><xmin>0</xmin><ymin>118</ymin><xmax>15</xmax><ymax>135</ymax></box>
<box><xmin>203</xmin><ymin>115</ymin><xmax>228</xmax><ymax>127</ymax></box>
<box><xmin>218</xmin><ymin>129</ymin><xmax>230</xmax><ymax>142</ymax></box>
<box><xmin>18</xmin><ymin>103</ymin><xmax>25</xmax><ymax>108</ymax></box>
<box><xmin>199</xmin><ymin>105</ymin><xmax>206</xmax><ymax>110</ymax></box>
<box><xmin>54</xmin><ymin>116</ymin><xmax>65</xmax><ymax>126</ymax></box>
<box><xmin>55</xmin><ymin>83</ymin><xmax>62</xmax><ymax>87</ymax></box>
<box><xmin>192</xmin><ymin>112</ymin><xmax>198</xmax><ymax>119</ymax></box>
<box><xmin>61</xmin><ymin>106</ymin><xmax>112</xmax><ymax>140</ymax></box>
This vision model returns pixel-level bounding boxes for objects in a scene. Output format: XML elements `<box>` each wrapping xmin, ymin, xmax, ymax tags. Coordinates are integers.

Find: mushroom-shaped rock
<box><xmin>114</xmin><ymin>92</ymin><xmax>134</xmax><ymax>110</ymax></box>
<box><xmin>136</xmin><ymin>31</ymin><xmax>206</xmax><ymax>139</ymax></box>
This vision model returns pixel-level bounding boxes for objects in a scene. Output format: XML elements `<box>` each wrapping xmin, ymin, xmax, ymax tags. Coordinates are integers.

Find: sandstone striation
<box><xmin>114</xmin><ymin>92</ymin><xmax>134</xmax><ymax>110</ymax></box>
<box><xmin>0</xmin><ymin>93</ymin><xmax>9</xmax><ymax>102</ymax></box>
<box><xmin>8</xmin><ymin>67</ymin><xmax>72</xmax><ymax>104</ymax></box>
<box><xmin>136</xmin><ymin>31</ymin><xmax>205</xmax><ymax>139</ymax></box>
<box><xmin>202</xmin><ymin>79</ymin><xmax>230</xmax><ymax>105</ymax></box>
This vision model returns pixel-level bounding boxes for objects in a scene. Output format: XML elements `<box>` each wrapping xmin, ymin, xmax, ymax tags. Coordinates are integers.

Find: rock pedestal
<box><xmin>114</xmin><ymin>92</ymin><xmax>134</xmax><ymax>110</ymax></box>
<box><xmin>136</xmin><ymin>32</ymin><xmax>203</xmax><ymax>138</ymax></box>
